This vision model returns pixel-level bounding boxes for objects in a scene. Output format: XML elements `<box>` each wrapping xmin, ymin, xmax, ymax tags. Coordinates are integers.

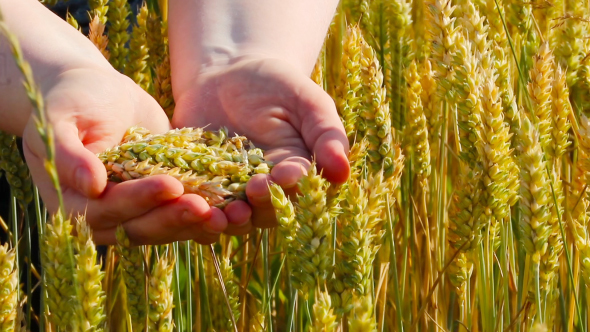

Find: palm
<box><xmin>173</xmin><ymin>59</ymin><xmax>313</xmax><ymax>164</ymax></box>
<box><xmin>172</xmin><ymin>58</ymin><xmax>350</xmax><ymax>227</ymax></box>
<box><xmin>23</xmin><ymin>68</ymin><xmax>228</xmax><ymax>244</ymax></box>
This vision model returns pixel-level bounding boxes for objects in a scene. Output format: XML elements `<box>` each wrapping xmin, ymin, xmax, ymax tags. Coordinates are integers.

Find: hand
<box><xmin>171</xmin><ymin>56</ymin><xmax>350</xmax><ymax>230</ymax></box>
<box><xmin>23</xmin><ymin>67</ymin><xmax>228</xmax><ymax>245</ymax></box>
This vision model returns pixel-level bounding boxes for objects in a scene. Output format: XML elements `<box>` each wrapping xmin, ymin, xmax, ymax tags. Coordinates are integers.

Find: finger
<box><xmin>186</xmin><ymin>208</ymin><xmax>227</xmax><ymax>244</ymax></box>
<box><xmin>223</xmin><ymin>201</ymin><xmax>253</xmax><ymax>236</ymax></box>
<box><xmin>224</xmin><ymin>200</ymin><xmax>252</xmax><ymax>225</ymax></box>
<box><xmin>131</xmin><ymin>82</ymin><xmax>174</xmax><ymax>134</ymax></box>
<box><xmin>51</xmin><ymin>122</ymin><xmax>109</xmax><ymax>198</ymax></box>
<box><xmin>223</xmin><ymin>222</ymin><xmax>253</xmax><ymax>236</ymax></box>
<box><xmin>269</xmin><ymin>157</ymin><xmax>310</xmax><ymax>189</ymax></box>
<box><xmin>292</xmin><ymin>78</ymin><xmax>350</xmax><ymax>183</ymax></box>
<box><xmin>92</xmin><ymin>195</ymin><xmax>226</xmax><ymax>245</ymax></box>
<box><xmin>251</xmin><ymin>205</ymin><xmax>279</xmax><ymax>229</ymax></box>
<box><xmin>244</xmin><ymin>174</ymin><xmax>276</xmax><ymax>228</ymax></box>
<box><xmin>81</xmin><ymin>175</ymin><xmax>185</xmax><ymax>229</ymax></box>
<box><xmin>246</xmin><ymin>174</ymin><xmax>273</xmax><ymax>207</ymax></box>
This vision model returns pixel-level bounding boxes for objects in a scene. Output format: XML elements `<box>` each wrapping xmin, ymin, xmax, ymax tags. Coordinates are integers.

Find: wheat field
<box><xmin>1</xmin><ymin>0</ymin><xmax>590</xmax><ymax>331</ymax></box>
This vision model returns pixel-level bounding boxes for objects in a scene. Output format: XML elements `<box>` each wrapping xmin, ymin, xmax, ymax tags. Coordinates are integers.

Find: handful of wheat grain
<box><xmin>99</xmin><ymin>126</ymin><xmax>273</xmax><ymax>207</ymax></box>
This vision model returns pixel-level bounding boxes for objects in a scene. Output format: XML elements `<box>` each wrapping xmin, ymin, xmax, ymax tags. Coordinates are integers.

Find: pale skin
<box><xmin>0</xmin><ymin>0</ymin><xmax>349</xmax><ymax>245</ymax></box>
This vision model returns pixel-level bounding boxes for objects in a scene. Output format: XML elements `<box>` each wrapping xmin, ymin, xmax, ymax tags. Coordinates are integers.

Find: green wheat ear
<box><xmin>115</xmin><ymin>226</ymin><xmax>147</xmax><ymax>332</ymax></box>
<box><xmin>73</xmin><ymin>216</ymin><xmax>106</xmax><ymax>331</ymax></box>
<box><xmin>99</xmin><ymin>127</ymin><xmax>272</xmax><ymax>207</ymax></box>
<box><xmin>0</xmin><ymin>132</ymin><xmax>33</xmax><ymax>208</ymax></box>
<box><xmin>0</xmin><ymin>243</ymin><xmax>18</xmax><ymax>332</ymax></box>
<box><xmin>148</xmin><ymin>248</ymin><xmax>175</xmax><ymax>332</ymax></box>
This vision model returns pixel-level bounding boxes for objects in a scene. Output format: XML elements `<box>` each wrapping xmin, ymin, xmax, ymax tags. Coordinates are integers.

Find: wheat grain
<box><xmin>100</xmin><ymin>127</ymin><xmax>272</xmax><ymax>207</ymax></box>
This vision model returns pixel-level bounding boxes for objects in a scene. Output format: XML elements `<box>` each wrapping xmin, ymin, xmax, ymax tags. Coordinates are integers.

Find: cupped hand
<box><xmin>172</xmin><ymin>57</ymin><xmax>350</xmax><ymax>229</ymax></box>
<box><xmin>23</xmin><ymin>67</ymin><xmax>227</xmax><ymax>245</ymax></box>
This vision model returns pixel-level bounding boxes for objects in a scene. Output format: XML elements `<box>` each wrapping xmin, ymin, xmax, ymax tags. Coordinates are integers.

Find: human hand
<box><xmin>171</xmin><ymin>56</ymin><xmax>350</xmax><ymax>230</ymax></box>
<box><xmin>22</xmin><ymin>67</ymin><xmax>228</xmax><ymax>245</ymax></box>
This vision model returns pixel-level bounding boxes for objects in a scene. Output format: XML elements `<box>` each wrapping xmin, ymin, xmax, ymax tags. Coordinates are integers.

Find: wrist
<box><xmin>168</xmin><ymin>0</ymin><xmax>338</xmax><ymax>98</ymax></box>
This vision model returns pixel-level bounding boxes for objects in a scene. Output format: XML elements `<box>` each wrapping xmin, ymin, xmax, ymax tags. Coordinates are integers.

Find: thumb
<box><xmin>24</xmin><ymin>121</ymin><xmax>107</xmax><ymax>198</ymax></box>
<box><xmin>293</xmin><ymin>77</ymin><xmax>350</xmax><ymax>184</ymax></box>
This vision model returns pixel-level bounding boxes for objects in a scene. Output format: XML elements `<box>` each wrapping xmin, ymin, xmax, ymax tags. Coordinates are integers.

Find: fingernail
<box><xmin>156</xmin><ymin>190</ymin><xmax>180</xmax><ymax>202</ymax></box>
<box><xmin>75</xmin><ymin>167</ymin><xmax>91</xmax><ymax>195</ymax></box>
